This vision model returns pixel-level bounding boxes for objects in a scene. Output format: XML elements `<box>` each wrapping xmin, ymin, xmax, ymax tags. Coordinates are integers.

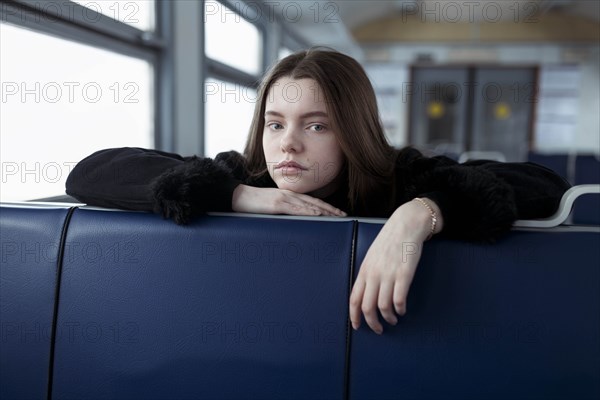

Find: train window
<box><xmin>205</xmin><ymin>1</ymin><xmax>262</xmax><ymax>76</ymax></box>
<box><xmin>70</xmin><ymin>0</ymin><xmax>155</xmax><ymax>31</ymax></box>
<box><xmin>278</xmin><ymin>47</ymin><xmax>293</xmax><ymax>61</ymax></box>
<box><xmin>0</xmin><ymin>23</ymin><xmax>153</xmax><ymax>202</ymax></box>
<box><xmin>204</xmin><ymin>78</ymin><xmax>257</xmax><ymax>158</ymax></box>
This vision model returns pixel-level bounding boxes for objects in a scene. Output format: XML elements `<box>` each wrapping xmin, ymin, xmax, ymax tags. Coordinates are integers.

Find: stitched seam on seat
<box><xmin>343</xmin><ymin>220</ymin><xmax>358</xmax><ymax>400</ymax></box>
<box><xmin>46</xmin><ymin>206</ymin><xmax>77</xmax><ymax>400</ymax></box>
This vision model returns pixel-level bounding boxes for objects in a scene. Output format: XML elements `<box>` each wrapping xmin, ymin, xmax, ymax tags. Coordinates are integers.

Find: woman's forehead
<box><xmin>265</xmin><ymin>77</ymin><xmax>327</xmax><ymax>110</ymax></box>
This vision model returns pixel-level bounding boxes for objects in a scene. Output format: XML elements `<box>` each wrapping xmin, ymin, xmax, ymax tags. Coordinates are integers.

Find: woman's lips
<box><xmin>276</xmin><ymin>161</ymin><xmax>307</xmax><ymax>170</ymax></box>
<box><xmin>280</xmin><ymin>166</ymin><xmax>304</xmax><ymax>174</ymax></box>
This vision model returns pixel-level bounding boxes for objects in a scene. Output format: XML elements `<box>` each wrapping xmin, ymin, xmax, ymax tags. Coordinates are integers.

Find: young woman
<box><xmin>66</xmin><ymin>47</ymin><xmax>571</xmax><ymax>335</ymax></box>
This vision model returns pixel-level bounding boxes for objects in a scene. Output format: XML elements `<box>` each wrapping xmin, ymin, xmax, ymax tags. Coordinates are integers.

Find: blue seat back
<box><xmin>527</xmin><ymin>152</ymin><xmax>569</xmax><ymax>182</ymax></box>
<box><xmin>51</xmin><ymin>208</ymin><xmax>354</xmax><ymax>399</ymax></box>
<box><xmin>0</xmin><ymin>206</ymin><xmax>72</xmax><ymax>400</ymax></box>
<box><xmin>349</xmin><ymin>222</ymin><xmax>600</xmax><ymax>400</ymax></box>
<box><xmin>573</xmin><ymin>155</ymin><xmax>600</xmax><ymax>224</ymax></box>
<box><xmin>2</xmin><ymin>204</ymin><xmax>599</xmax><ymax>399</ymax></box>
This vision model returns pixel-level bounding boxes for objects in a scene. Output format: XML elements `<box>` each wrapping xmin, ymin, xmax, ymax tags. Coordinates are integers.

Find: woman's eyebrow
<box><xmin>264</xmin><ymin>110</ymin><xmax>329</xmax><ymax>119</ymax></box>
<box><xmin>264</xmin><ymin>110</ymin><xmax>284</xmax><ymax>118</ymax></box>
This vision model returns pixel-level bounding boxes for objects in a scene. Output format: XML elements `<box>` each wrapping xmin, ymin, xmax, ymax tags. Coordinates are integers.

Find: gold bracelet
<box><xmin>413</xmin><ymin>197</ymin><xmax>437</xmax><ymax>241</ymax></box>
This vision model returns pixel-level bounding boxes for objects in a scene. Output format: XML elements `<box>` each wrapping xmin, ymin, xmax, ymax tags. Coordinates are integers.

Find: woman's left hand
<box><xmin>349</xmin><ymin>199</ymin><xmax>442</xmax><ymax>334</ymax></box>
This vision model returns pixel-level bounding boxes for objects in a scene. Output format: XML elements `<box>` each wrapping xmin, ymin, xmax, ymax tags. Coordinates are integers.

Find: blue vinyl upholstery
<box><xmin>573</xmin><ymin>155</ymin><xmax>600</xmax><ymax>225</ymax></box>
<box><xmin>350</xmin><ymin>222</ymin><xmax>600</xmax><ymax>400</ymax></box>
<box><xmin>1</xmin><ymin>204</ymin><xmax>598</xmax><ymax>399</ymax></box>
<box><xmin>0</xmin><ymin>206</ymin><xmax>71</xmax><ymax>400</ymax></box>
<box><xmin>527</xmin><ymin>152</ymin><xmax>569</xmax><ymax>182</ymax></box>
<box><xmin>51</xmin><ymin>208</ymin><xmax>354</xmax><ymax>399</ymax></box>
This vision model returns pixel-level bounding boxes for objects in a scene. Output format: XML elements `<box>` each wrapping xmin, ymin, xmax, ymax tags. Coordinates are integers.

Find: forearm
<box><xmin>388</xmin><ymin>198</ymin><xmax>445</xmax><ymax>242</ymax></box>
<box><xmin>231</xmin><ymin>184</ymin><xmax>249</xmax><ymax>213</ymax></box>
<box><xmin>65</xmin><ymin>147</ymin><xmax>180</xmax><ymax>211</ymax></box>
<box><xmin>66</xmin><ymin>147</ymin><xmax>245</xmax><ymax>224</ymax></box>
<box><xmin>350</xmin><ymin>197</ymin><xmax>443</xmax><ymax>333</ymax></box>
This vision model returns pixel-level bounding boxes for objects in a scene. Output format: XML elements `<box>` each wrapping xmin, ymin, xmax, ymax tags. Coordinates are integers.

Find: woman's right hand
<box><xmin>232</xmin><ymin>184</ymin><xmax>347</xmax><ymax>217</ymax></box>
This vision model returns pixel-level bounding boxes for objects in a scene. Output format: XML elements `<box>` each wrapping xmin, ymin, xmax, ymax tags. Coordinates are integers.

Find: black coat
<box><xmin>65</xmin><ymin>146</ymin><xmax>571</xmax><ymax>243</ymax></box>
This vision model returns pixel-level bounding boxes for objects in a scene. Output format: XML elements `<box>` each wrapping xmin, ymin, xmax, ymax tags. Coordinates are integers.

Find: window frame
<box><xmin>0</xmin><ymin>0</ymin><xmax>171</xmax><ymax>149</ymax></box>
<box><xmin>201</xmin><ymin>0</ymin><xmax>308</xmax><ymax>155</ymax></box>
<box><xmin>0</xmin><ymin>0</ymin><xmax>310</xmax><ymax>155</ymax></box>
<box><xmin>204</xmin><ymin>0</ymin><xmax>266</xmax><ymax>88</ymax></box>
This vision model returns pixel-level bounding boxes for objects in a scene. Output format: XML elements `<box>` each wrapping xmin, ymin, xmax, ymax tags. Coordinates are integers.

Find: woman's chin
<box><xmin>275</xmin><ymin>180</ymin><xmax>313</xmax><ymax>194</ymax></box>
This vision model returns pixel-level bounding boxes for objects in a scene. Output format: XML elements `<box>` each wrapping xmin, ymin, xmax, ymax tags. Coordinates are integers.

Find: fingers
<box><xmin>345</xmin><ymin>215</ymin><xmax>423</xmax><ymax>336</ymax></box>
<box><xmin>361</xmin><ymin>281</ymin><xmax>383</xmax><ymax>335</ymax></box>
<box><xmin>350</xmin><ymin>273</ymin><xmax>410</xmax><ymax>334</ymax></box>
<box><xmin>392</xmin><ymin>278</ymin><xmax>409</xmax><ymax>316</ymax></box>
<box><xmin>392</xmin><ymin>259</ymin><xmax>418</xmax><ymax>316</ymax></box>
<box><xmin>297</xmin><ymin>194</ymin><xmax>347</xmax><ymax>216</ymax></box>
<box><xmin>278</xmin><ymin>196</ymin><xmax>328</xmax><ymax>216</ymax></box>
<box><xmin>282</xmin><ymin>191</ymin><xmax>347</xmax><ymax>217</ymax></box>
<box><xmin>378</xmin><ymin>281</ymin><xmax>398</xmax><ymax>326</ymax></box>
<box><xmin>349</xmin><ymin>278</ymin><xmax>365</xmax><ymax>330</ymax></box>
<box><xmin>236</xmin><ymin>185</ymin><xmax>346</xmax><ymax>216</ymax></box>
<box><xmin>351</xmin><ymin>280</ymin><xmax>404</xmax><ymax>335</ymax></box>
<box><xmin>301</xmin><ymin>195</ymin><xmax>347</xmax><ymax>216</ymax></box>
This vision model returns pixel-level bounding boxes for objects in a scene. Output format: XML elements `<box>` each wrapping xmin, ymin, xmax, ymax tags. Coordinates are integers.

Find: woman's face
<box><xmin>262</xmin><ymin>77</ymin><xmax>345</xmax><ymax>198</ymax></box>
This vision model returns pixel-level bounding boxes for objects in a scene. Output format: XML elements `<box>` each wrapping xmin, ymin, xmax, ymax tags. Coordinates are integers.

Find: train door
<box><xmin>471</xmin><ymin>68</ymin><xmax>537</xmax><ymax>161</ymax></box>
<box><xmin>408</xmin><ymin>67</ymin><xmax>470</xmax><ymax>155</ymax></box>
<box><xmin>409</xmin><ymin>66</ymin><xmax>537</xmax><ymax>161</ymax></box>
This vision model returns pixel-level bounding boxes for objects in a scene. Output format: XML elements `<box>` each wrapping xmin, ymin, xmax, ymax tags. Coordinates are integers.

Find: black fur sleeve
<box><xmin>66</xmin><ymin>147</ymin><xmax>248</xmax><ymax>225</ymax></box>
<box><xmin>151</xmin><ymin>151</ymin><xmax>247</xmax><ymax>224</ymax></box>
<box><xmin>66</xmin><ymin>147</ymin><xmax>187</xmax><ymax>212</ymax></box>
<box><xmin>398</xmin><ymin>147</ymin><xmax>571</xmax><ymax>243</ymax></box>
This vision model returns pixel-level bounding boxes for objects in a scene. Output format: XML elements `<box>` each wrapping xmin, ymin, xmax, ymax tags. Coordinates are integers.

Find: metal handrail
<box><xmin>513</xmin><ymin>184</ymin><xmax>600</xmax><ymax>228</ymax></box>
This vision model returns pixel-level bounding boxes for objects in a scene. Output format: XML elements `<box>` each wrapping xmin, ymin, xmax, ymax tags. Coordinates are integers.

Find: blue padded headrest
<box><xmin>51</xmin><ymin>208</ymin><xmax>355</xmax><ymax>399</ymax></box>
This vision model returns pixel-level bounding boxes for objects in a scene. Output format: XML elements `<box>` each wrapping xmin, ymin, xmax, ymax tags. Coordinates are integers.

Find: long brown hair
<box><xmin>243</xmin><ymin>46</ymin><xmax>397</xmax><ymax>216</ymax></box>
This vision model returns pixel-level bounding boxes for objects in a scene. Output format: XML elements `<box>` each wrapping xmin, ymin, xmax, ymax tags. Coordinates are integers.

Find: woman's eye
<box><xmin>268</xmin><ymin>123</ymin><xmax>283</xmax><ymax>130</ymax></box>
<box><xmin>310</xmin><ymin>124</ymin><xmax>326</xmax><ymax>132</ymax></box>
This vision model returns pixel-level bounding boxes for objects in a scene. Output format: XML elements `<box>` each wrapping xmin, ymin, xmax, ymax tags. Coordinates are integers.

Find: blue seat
<box><xmin>349</xmin><ymin>222</ymin><xmax>600</xmax><ymax>400</ymax></box>
<box><xmin>0</xmin><ymin>205</ymin><xmax>73</xmax><ymax>400</ymax></box>
<box><xmin>2</xmin><ymin>204</ymin><xmax>598</xmax><ymax>399</ymax></box>
<box><xmin>573</xmin><ymin>155</ymin><xmax>600</xmax><ymax>224</ymax></box>
<box><xmin>527</xmin><ymin>152</ymin><xmax>569</xmax><ymax>182</ymax></box>
<box><xmin>51</xmin><ymin>208</ymin><xmax>354</xmax><ymax>400</ymax></box>
<box><xmin>575</xmin><ymin>155</ymin><xmax>600</xmax><ymax>184</ymax></box>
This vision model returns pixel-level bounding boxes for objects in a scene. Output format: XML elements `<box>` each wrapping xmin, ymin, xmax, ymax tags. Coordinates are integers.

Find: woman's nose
<box><xmin>280</xmin><ymin>126</ymin><xmax>303</xmax><ymax>153</ymax></box>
